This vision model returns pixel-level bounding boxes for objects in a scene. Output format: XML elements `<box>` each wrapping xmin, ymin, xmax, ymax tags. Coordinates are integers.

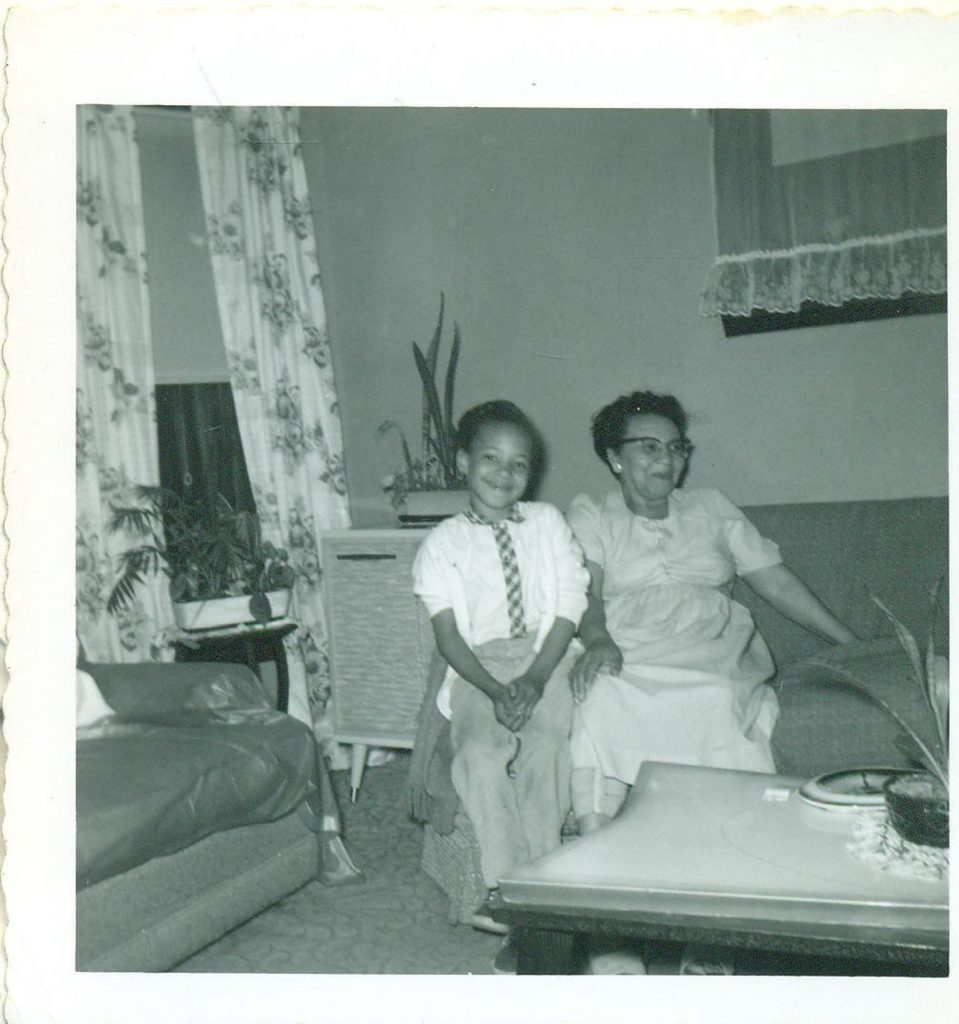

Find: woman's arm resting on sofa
<box><xmin>741</xmin><ymin>563</ymin><xmax>857</xmax><ymax>645</ymax></box>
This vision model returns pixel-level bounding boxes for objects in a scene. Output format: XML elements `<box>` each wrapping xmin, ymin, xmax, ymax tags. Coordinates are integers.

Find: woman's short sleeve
<box><xmin>566</xmin><ymin>493</ymin><xmax>606</xmax><ymax>567</ymax></box>
<box><xmin>707</xmin><ymin>490</ymin><xmax>782</xmax><ymax>575</ymax></box>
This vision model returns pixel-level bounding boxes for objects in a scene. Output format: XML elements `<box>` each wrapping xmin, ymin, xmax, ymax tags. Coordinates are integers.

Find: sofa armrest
<box><xmin>770</xmin><ymin>637</ymin><xmax>939</xmax><ymax>778</ymax></box>
<box><xmin>84</xmin><ymin>661</ymin><xmax>271</xmax><ymax>718</ymax></box>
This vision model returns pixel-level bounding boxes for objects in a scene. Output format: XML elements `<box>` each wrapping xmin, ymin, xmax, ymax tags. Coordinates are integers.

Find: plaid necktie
<box><xmin>463</xmin><ymin>505</ymin><xmax>527</xmax><ymax>638</ymax></box>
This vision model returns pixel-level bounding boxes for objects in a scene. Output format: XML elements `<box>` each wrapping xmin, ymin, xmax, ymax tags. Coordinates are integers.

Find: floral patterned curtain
<box><xmin>76</xmin><ymin>106</ymin><xmax>174</xmax><ymax>661</ymax></box>
<box><xmin>192</xmin><ymin>106</ymin><xmax>351</xmax><ymax>739</ymax></box>
<box><xmin>701</xmin><ymin>110</ymin><xmax>947</xmax><ymax>317</ymax></box>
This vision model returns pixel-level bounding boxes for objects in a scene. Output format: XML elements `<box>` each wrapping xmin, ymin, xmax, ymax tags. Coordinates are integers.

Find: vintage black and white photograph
<box><xmin>73</xmin><ymin>103</ymin><xmax>947</xmax><ymax>976</ymax></box>
<box><xmin>3</xmin><ymin>7</ymin><xmax>955</xmax><ymax>1024</ymax></box>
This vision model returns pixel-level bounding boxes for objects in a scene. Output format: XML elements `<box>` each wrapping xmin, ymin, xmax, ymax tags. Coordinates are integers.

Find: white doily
<box><xmin>846</xmin><ymin>811</ymin><xmax>948</xmax><ymax>883</ymax></box>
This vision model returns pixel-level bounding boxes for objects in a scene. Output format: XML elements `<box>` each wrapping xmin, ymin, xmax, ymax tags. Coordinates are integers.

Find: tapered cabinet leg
<box><xmin>349</xmin><ymin>743</ymin><xmax>369</xmax><ymax>803</ymax></box>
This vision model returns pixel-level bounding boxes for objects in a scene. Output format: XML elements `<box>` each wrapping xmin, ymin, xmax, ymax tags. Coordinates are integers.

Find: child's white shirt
<box><xmin>412</xmin><ymin>501</ymin><xmax>589</xmax><ymax>718</ymax></box>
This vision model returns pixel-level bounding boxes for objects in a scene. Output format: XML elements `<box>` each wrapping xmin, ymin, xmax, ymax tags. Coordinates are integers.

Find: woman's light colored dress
<box><xmin>567</xmin><ymin>488</ymin><xmax>783</xmax><ymax>808</ymax></box>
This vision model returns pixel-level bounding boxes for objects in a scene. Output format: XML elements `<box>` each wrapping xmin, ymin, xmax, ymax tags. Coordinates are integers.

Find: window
<box><xmin>702</xmin><ymin>110</ymin><xmax>947</xmax><ymax>337</ymax></box>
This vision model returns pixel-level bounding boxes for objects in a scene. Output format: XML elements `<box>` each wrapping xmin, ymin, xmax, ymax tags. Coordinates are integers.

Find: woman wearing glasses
<box><xmin>567</xmin><ymin>391</ymin><xmax>856</xmax><ymax>837</ymax></box>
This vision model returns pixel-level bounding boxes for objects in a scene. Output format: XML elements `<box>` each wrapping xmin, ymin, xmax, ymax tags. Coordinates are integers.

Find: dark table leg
<box><xmin>174</xmin><ymin>626</ymin><xmax>294</xmax><ymax>713</ymax></box>
<box><xmin>241</xmin><ymin>637</ymin><xmax>258</xmax><ymax>679</ymax></box>
<box><xmin>274</xmin><ymin>637</ymin><xmax>290</xmax><ymax>713</ymax></box>
<box><xmin>514</xmin><ymin>926</ymin><xmax>587</xmax><ymax>975</ymax></box>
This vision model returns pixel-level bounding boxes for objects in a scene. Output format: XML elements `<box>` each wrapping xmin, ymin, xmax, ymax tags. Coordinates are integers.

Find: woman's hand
<box><xmin>570</xmin><ymin>639</ymin><xmax>623</xmax><ymax>702</ymax></box>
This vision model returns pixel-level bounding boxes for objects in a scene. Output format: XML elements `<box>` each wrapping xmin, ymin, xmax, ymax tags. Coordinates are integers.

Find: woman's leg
<box><xmin>571</xmin><ymin>768</ymin><xmax>629</xmax><ymax>833</ymax></box>
<box><xmin>570</xmin><ymin>683</ymin><xmax>631</xmax><ymax>834</ymax></box>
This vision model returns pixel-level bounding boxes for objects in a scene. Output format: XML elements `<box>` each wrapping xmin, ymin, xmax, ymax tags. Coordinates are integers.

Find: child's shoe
<box><xmin>468</xmin><ymin>888</ymin><xmax>509</xmax><ymax>936</ymax></box>
<box><xmin>468</xmin><ymin>912</ymin><xmax>509</xmax><ymax>936</ymax></box>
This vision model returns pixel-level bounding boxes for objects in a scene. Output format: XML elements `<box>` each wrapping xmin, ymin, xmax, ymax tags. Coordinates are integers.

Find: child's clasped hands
<box><xmin>492</xmin><ymin>673</ymin><xmax>544</xmax><ymax>732</ymax></box>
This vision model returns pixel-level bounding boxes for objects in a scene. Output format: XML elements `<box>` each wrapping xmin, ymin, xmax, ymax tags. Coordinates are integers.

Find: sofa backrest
<box><xmin>734</xmin><ymin>496</ymin><xmax>948</xmax><ymax>675</ymax></box>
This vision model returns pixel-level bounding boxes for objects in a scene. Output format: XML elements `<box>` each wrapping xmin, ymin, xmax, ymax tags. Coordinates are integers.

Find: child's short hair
<box><xmin>454</xmin><ymin>400</ymin><xmax>537</xmax><ymax>452</ymax></box>
<box><xmin>454</xmin><ymin>400</ymin><xmax>546</xmax><ymax>487</ymax></box>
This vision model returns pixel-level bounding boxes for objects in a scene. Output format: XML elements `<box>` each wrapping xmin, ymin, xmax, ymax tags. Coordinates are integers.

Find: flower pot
<box><xmin>883</xmin><ymin>772</ymin><xmax>949</xmax><ymax>848</ymax></box>
<box><xmin>399</xmin><ymin>489</ymin><xmax>470</xmax><ymax>520</ymax></box>
<box><xmin>173</xmin><ymin>589</ymin><xmax>292</xmax><ymax>631</ymax></box>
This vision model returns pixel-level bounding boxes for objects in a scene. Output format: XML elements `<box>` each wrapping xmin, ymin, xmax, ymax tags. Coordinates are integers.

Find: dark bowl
<box><xmin>883</xmin><ymin>773</ymin><xmax>949</xmax><ymax>849</ymax></box>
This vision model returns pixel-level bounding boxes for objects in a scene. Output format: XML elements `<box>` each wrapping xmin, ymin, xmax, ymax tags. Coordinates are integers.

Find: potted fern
<box><xmin>378</xmin><ymin>293</ymin><xmax>468</xmax><ymax>520</ymax></box>
<box><xmin>107</xmin><ymin>486</ymin><xmax>296</xmax><ymax>630</ymax></box>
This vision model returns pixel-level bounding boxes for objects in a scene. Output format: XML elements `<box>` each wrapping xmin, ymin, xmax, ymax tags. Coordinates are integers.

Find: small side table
<box><xmin>174</xmin><ymin>619</ymin><xmax>298</xmax><ymax>712</ymax></box>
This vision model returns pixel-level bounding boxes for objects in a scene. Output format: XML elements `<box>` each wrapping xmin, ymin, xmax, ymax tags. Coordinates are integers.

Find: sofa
<box><xmin>418</xmin><ymin>495</ymin><xmax>949</xmax><ymax>924</ymax></box>
<box><xmin>76</xmin><ymin>660</ymin><xmax>359</xmax><ymax>972</ymax></box>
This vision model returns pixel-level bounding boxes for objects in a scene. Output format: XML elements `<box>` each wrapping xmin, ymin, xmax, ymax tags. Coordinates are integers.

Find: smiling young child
<box><xmin>411</xmin><ymin>400</ymin><xmax>588</xmax><ymax>972</ymax></box>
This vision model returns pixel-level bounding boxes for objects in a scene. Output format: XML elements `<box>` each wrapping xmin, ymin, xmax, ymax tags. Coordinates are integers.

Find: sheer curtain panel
<box><xmin>76</xmin><ymin>106</ymin><xmax>174</xmax><ymax>661</ymax></box>
<box><xmin>193</xmin><ymin>107</ymin><xmax>351</xmax><ymax>738</ymax></box>
<box><xmin>701</xmin><ymin>110</ymin><xmax>947</xmax><ymax>318</ymax></box>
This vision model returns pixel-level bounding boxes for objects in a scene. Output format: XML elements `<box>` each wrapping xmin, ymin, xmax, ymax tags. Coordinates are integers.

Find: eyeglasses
<box><xmin>618</xmin><ymin>436</ymin><xmax>694</xmax><ymax>460</ymax></box>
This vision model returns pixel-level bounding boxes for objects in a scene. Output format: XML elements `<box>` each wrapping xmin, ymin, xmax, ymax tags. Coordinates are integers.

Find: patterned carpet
<box><xmin>172</xmin><ymin>753</ymin><xmax>932</xmax><ymax>978</ymax></box>
<box><xmin>174</xmin><ymin>753</ymin><xmax>503</xmax><ymax>974</ymax></box>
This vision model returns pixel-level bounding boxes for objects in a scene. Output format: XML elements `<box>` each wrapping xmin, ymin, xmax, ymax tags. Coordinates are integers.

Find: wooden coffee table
<box><xmin>490</xmin><ymin>762</ymin><xmax>948</xmax><ymax>975</ymax></box>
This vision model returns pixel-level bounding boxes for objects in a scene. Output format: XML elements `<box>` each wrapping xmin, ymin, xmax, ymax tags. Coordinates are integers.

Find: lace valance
<box><xmin>702</xmin><ymin>111</ymin><xmax>947</xmax><ymax>318</ymax></box>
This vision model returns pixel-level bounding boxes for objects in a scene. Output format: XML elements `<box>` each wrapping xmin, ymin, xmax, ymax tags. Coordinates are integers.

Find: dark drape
<box><xmin>156</xmin><ymin>382</ymin><xmax>255</xmax><ymax>513</ymax></box>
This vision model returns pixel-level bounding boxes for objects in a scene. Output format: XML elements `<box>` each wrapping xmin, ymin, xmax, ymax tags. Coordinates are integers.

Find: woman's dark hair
<box><xmin>591</xmin><ymin>391</ymin><xmax>689</xmax><ymax>470</ymax></box>
<box><xmin>454</xmin><ymin>400</ymin><xmax>546</xmax><ymax>488</ymax></box>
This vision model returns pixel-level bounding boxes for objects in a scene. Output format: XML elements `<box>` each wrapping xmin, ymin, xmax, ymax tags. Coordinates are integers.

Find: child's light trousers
<box><xmin>448</xmin><ymin>636</ymin><xmax>574</xmax><ymax>890</ymax></box>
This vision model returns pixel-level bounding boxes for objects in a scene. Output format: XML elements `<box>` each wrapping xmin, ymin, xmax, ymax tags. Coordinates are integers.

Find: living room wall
<box><xmin>299</xmin><ymin>107</ymin><xmax>948</xmax><ymax>526</ymax></box>
<box><xmin>135</xmin><ymin>108</ymin><xmax>948</xmax><ymax>526</ymax></box>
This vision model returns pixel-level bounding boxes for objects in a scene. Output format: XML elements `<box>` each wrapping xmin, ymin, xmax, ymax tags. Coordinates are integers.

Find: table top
<box><xmin>497</xmin><ymin>762</ymin><xmax>947</xmax><ymax>946</ymax></box>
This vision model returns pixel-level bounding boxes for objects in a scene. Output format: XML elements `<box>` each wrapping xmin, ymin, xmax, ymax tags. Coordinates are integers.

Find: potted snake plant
<box><xmin>107</xmin><ymin>486</ymin><xmax>296</xmax><ymax>630</ymax></box>
<box><xmin>378</xmin><ymin>293</ymin><xmax>468</xmax><ymax>520</ymax></box>
<box><xmin>821</xmin><ymin>583</ymin><xmax>948</xmax><ymax>847</ymax></box>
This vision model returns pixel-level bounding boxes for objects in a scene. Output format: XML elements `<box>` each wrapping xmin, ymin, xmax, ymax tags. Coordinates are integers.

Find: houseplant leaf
<box><xmin>412</xmin><ymin>340</ymin><xmax>448</xmax><ymax>476</ymax></box>
<box><xmin>441</xmin><ymin>322</ymin><xmax>462</xmax><ymax>484</ymax></box>
<box><xmin>169</xmin><ymin>574</ymin><xmax>191</xmax><ymax>602</ymax></box>
<box><xmin>422</xmin><ymin>293</ymin><xmax>444</xmax><ymax>458</ymax></box>
<box><xmin>425</xmin><ymin>292</ymin><xmax>444</xmax><ymax>375</ymax></box>
<box><xmin>107</xmin><ymin>485</ymin><xmax>296</xmax><ymax>624</ymax></box>
<box><xmin>870</xmin><ymin>593</ymin><xmax>924</xmax><ymax>687</ymax></box>
<box><xmin>377</xmin><ymin>420</ymin><xmax>417</xmax><ymax>479</ymax></box>
<box><xmin>249</xmin><ymin>590</ymin><xmax>273</xmax><ymax>624</ymax></box>
<box><xmin>107</xmin><ymin>572</ymin><xmax>144</xmax><ymax>615</ymax></box>
<box><xmin>816</xmin><ymin>662</ymin><xmax>948</xmax><ymax>789</ymax></box>
<box><xmin>233</xmin><ymin>509</ymin><xmax>258</xmax><ymax>558</ymax></box>
<box><xmin>926</xmin><ymin>649</ymin><xmax>949</xmax><ymax>754</ymax></box>
<box><xmin>108</xmin><ymin>504</ymin><xmax>160</xmax><ymax>538</ymax></box>
<box><xmin>267</xmin><ymin>563</ymin><xmax>296</xmax><ymax>589</ymax></box>
<box><xmin>215</xmin><ymin>493</ymin><xmax>235</xmax><ymax>517</ymax></box>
